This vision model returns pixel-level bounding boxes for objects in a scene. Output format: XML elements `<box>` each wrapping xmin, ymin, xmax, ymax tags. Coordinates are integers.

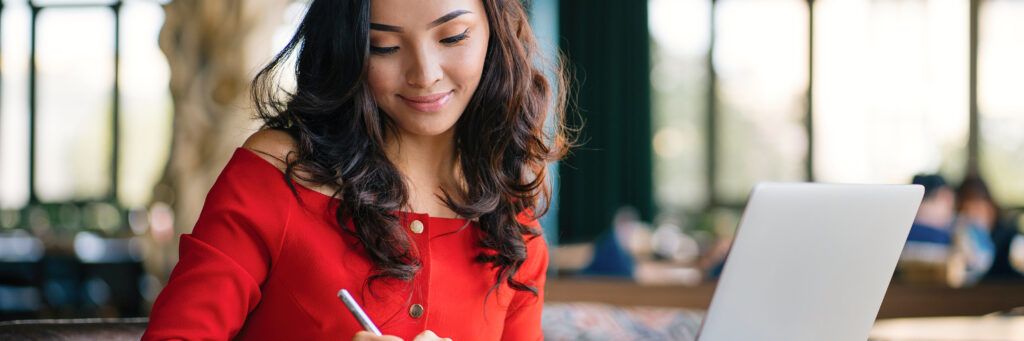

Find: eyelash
<box><xmin>440</xmin><ymin>29</ymin><xmax>471</xmax><ymax>45</ymax></box>
<box><xmin>370</xmin><ymin>29</ymin><xmax>470</xmax><ymax>56</ymax></box>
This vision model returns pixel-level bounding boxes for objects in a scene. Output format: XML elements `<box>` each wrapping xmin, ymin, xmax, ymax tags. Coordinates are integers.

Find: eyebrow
<box><xmin>370</xmin><ymin>9</ymin><xmax>472</xmax><ymax>33</ymax></box>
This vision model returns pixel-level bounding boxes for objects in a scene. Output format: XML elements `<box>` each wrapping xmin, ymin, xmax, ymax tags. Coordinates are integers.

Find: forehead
<box><xmin>370</xmin><ymin>0</ymin><xmax>485</xmax><ymax>27</ymax></box>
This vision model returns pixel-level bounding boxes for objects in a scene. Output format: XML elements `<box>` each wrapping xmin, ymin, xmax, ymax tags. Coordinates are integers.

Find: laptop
<box><xmin>697</xmin><ymin>183</ymin><xmax>923</xmax><ymax>341</ymax></box>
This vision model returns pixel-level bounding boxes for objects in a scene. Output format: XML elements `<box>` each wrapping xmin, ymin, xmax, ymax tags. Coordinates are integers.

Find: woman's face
<box><xmin>367</xmin><ymin>0</ymin><xmax>490</xmax><ymax>138</ymax></box>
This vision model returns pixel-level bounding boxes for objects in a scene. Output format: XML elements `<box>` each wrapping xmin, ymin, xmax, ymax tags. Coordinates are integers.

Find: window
<box><xmin>715</xmin><ymin>0</ymin><xmax>808</xmax><ymax>203</ymax></box>
<box><xmin>117</xmin><ymin>1</ymin><xmax>172</xmax><ymax>208</ymax></box>
<box><xmin>814</xmin><ymin>0</ymin><xmax>969</xmax><ymax>185</ymax></box>
<box><xmin>650</xmin><ymin>0</ymin><xmax>709</xmax><ymax>211</ymax></box>
<box><xmin>651</xmin><ymin>0</ymin><xmax>809</xmax><ymax>209</ymax></box>
<box><xmin>1</xmin><ymin>0</ymin><xmax>33</xmax><ymax>209</ymax></box>
<box><xmin>979</xmin><ymin>0</ymin><xmax>1024</xmax><ymax>206</ymax></box>
<box><xmin>0</xmin><ymin>0</ymin><xmax>172</xmax><ymax>224</ymax></box>
<box><xmin>34</xmin><ymin>8</ymin><xmax>116</xmax><ymax>201</ymax></box>
<box><xmin>651</xmin><ymin>0</ymin><xmax>1018</xmax><ymax>214</ymax></box>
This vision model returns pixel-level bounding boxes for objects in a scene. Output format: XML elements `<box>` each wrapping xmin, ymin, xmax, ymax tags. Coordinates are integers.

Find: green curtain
<box><xmin>557</xmin><ymin>0</ymin><xmax>653</xmax><ymax>243</ymax></box>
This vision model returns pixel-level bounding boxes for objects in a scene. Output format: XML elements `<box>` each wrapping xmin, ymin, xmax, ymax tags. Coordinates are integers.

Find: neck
<box><xmin>384</xmin><ymin>127</ymin><xmax>462</xmax><ymax>210</ymax></box>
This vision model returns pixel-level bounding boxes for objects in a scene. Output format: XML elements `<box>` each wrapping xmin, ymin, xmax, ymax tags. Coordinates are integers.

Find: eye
<box><xmin>440</xmin><ymin>28</ymin><xmax>470</xmax><ymax>45</ymax></box>
<box><xmin>370</xmin><ymin>46</ymin><xmax>399</xmax><ymax>55</ymax></box>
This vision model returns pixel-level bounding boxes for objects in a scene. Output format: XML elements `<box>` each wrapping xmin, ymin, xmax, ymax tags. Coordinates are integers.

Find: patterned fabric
<box><xmin>543</xmin><ymin>303</ymin><xmax>705</xmax><ymax>340</ymax></box>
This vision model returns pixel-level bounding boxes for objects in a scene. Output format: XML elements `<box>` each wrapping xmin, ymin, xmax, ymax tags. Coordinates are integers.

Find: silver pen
<box><xmin>337</xmin><ymin>289</ymin><xmax>383</xmax><ymax>336</ymax></box>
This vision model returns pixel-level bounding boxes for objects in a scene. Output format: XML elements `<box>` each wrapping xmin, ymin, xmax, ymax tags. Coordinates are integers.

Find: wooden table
<box><xmin>546</xmin><ymin>278</ymin><xmax>1024</xmax><ymax>319</ymax></box>
<box><xmin>870</xmin><ymin>316</ymin><xmax>1024</xmax><ymax>340</ymax></box>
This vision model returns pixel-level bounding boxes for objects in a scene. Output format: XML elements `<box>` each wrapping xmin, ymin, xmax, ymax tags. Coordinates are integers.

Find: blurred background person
<box><xmin>898</xmin><ymin>174</ymin><xmax>958</xmax><ymax>284</ymax></box>
<box><xmin>899</xmin><ymin>174</ymin><xmax>995</xmax><ymax>287</ymax></box>
<box><xmin>957</xmin><ymin>174</ymin><xmax>1023</xmax><ymax>280</ymax></box>
<box><xmin>908</xmin><ymin>175</ymin><xmax>957</xmax><ymax>246</ymax></box>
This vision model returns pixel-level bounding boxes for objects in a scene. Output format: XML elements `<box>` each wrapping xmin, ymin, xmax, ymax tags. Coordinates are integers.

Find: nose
<box><xmin>405</xmin><ymin>45</ymin><xmax>444</xmax><ymax>89</ymax></box>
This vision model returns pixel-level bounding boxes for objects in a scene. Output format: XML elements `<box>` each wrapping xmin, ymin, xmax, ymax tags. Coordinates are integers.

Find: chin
<box><xmin>384</xmin><ymin>102</ymin><xmax>466</xmax><ymax>137</ymax></box>
<box><xmin>391</xmin><ymin>114</ymin><xmax>460</xmax><ymax>137</ymax></box>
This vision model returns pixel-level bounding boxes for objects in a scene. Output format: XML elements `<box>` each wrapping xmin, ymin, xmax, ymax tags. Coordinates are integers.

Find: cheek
<box><xmin>445</xmin><ymin>39</ymin><xmax>489</xmax><ymax>89</ymax></box>
<box><xmin>366</xmin><ymin>61</ymin><xmax>397</xmax><ymax>101</ymax></box>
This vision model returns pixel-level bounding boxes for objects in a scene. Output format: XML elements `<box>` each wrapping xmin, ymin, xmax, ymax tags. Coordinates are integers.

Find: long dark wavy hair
<box><xmin>251</xmin><ymin>0</ymin><xmax>572</xmax><ymax>297</ymax></box>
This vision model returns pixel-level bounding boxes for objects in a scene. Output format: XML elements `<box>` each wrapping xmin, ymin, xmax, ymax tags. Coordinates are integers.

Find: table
<box><xmin>546</xmin><ymin>278</ymin><xmax>1024</xmax><ymax>319</ymax></box>
<box><xmin>870</xmin><ymin>316</ymin><xmax>1024</xmax><ymax>341</ymax></box>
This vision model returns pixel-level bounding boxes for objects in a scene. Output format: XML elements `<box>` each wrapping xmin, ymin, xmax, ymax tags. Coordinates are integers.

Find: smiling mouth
<box><xmin>398</xmin><ymin>91</ymin><xmax>453</xmax><ymax>113</ymax></box>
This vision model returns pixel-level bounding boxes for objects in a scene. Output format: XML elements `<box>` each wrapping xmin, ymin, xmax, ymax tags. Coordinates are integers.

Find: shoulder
<box><xmin>510</xmin><ymin>232</ymin><xmax>549</xmax><ymax>292</ymax></box>
<box><xmin>515</xmin><ymin>208</ymin><xmax>542</xmax><ymax>229</ymax></box>
<box><xmin>240</xmin><ymin>128</ymin><xmax>338</xmax><ymax>197</ymax></box>
<box><xmin>524</xmin><ymin>233</ymin><xmax>549</xmax><ymax>262</ymax></box>
<box><xmin>195</xmin><ymin>129</ymin><xmax>302</xmax><ymax>213</ymax></box>
<box><xmin>202</xmin><ymin>129</ymin><xmax>300</xmax><ymax>210</ymax></box>
<box><xmin>241</xmin><ymin>128</ymin><xmax>299</xmax><ymax>173</ymax></box>
<box><xmin>187</xmin><ymin>131</ymin><xmax>301</xmax><ymax>257</ymax></box>
<box><xmin>514</xmin><ymin>208</ymin><xmax>548</xmax><ymax>260</ymax></box>
<box><xmin>518</xmin><ymin>210</ymin><xmax>549</xmax><ymax>281</ymax></box>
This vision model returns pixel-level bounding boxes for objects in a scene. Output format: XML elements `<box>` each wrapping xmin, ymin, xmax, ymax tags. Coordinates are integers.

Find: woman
<box><xmin>143</xmin><ymin>0</ymin><xmax>570</xmax><ymax>339</ymax></box>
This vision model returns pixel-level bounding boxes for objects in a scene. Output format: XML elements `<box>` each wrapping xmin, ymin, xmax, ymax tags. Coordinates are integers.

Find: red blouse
<box><xmin>143</xmin><ymin>148</ymin><xmax>548</xmax><ymax>340</ymax></box>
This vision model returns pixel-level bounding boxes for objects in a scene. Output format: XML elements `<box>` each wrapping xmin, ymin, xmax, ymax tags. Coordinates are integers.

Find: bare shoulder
<box><xmin>241</xmin><ymin>129</ymin><xmax>338</xmax><ymax>196</ymax></box>
<box><xmin>241</xmin><ymin>129</ymin><xmax>298</xmax><ymax>172</ymax></box>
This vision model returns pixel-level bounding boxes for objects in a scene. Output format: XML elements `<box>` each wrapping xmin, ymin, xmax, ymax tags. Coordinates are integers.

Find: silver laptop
<box><xmin>697</xmin><ymin>183</ymin><xmax>923</xmax><ymax>341</ymax></box>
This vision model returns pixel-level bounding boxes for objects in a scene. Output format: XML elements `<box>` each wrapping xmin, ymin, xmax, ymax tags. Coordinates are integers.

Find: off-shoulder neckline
<box><xmin>234</xmin><ymin>147</ymin><xmax>472</xmax><ymax>223</ymax></box>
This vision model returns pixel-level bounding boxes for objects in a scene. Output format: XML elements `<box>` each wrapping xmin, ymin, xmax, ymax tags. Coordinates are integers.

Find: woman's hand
<box><xmin>352</xmin><ymin>330</ymin><xmax>452</xmax><ymax>341</ymax></box>
<box><xmin>411</xmin><ymin>330</ymin><xmax>451</xmax><ymax>341</ymax></box>
<box><xmin>353</xmin><ymin>331</ymin><xmax>402</xmax><ymax>341</ymax></box>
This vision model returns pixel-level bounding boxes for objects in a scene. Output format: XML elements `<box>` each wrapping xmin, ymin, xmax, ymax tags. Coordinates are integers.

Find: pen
<box><xmin>337</xmin><ymin>289</ymin><xmax>382</xmax><ymax>336</ymax></box>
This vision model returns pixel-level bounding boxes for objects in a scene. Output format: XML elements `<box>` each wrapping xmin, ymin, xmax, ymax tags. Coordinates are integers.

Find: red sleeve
<box><xmin>143</xmin><ymin>152</ymin><xmax>290</xmax><ymax>340</ymax></box>
<box><xmin>502</xmin><ymin>212</ymin><xmax>550</xmax><ymax>341</ymax></box>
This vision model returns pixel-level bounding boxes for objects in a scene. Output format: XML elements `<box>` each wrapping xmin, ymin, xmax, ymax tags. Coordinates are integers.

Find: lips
<box><xmin>398</xmin><ymin>91</ymin><xmax>453</xmax><ymax>113</ymax></box>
